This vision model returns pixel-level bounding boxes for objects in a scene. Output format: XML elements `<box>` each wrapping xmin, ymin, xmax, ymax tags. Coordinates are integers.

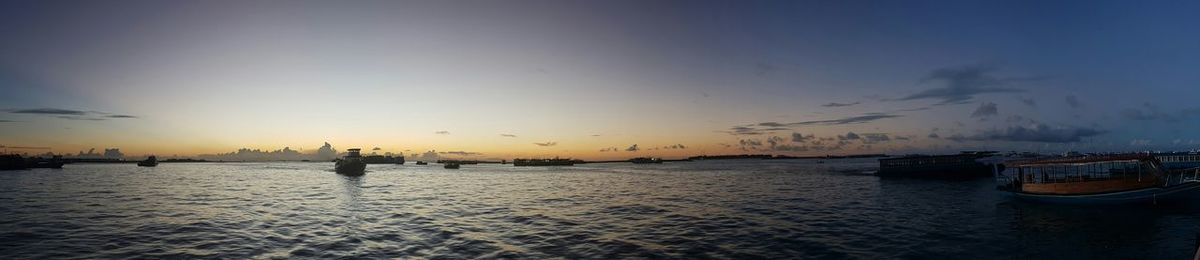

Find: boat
<box><xmin>996</xmin><ymin>154</ymin><xmax>1200</xmax><ymax>205</ymax></box>
<box><xmin>334</xmin><ymin>148</ymin><xmax>367</xmax><ymax>176</ymax></box>
<box><xmin>362</xmin><ymin>154</ymin><xmax>405</xmax><ymax>164</ymax></box>
<box><xmin>415</xmin><ymin>161</ymin><xmax>428</xmax><ymax>165</ymax></box>
<box><xmin>513</xmin><ymin>158</ymin><xmax>575</xmax><ymax>166</ymax></box>
<box><xmin>875</xmin><ymin>152</ymin><xmax>999</xmax><ymax>179</ymax></box>
<box><xmin>1156</xmin><ymin>152</ymin><xmax>1200</xmax><ymax>170</ymax></box>
<box><xmin>444</xmin><ymin>162</ymin><xmax>460</xmax><ymax>169</ymax></box>
<box><xmin>26</xmin><ymin>155</ymin><xmax>65</xmax><ymax>169</ymax></box>
<box><xmin>1</xmin><ymin>154</ymin><xmax>28</xmax><ymax>170</ymax></box>
<box><xmin>630</xmin><ymin>157</ymin><xmax>663</xmax><ymax>164</ymax></box>
<box><xmin>137</xmin><ymin>156</ymin><xmax>158</xmax><ymax>167</ymax></box>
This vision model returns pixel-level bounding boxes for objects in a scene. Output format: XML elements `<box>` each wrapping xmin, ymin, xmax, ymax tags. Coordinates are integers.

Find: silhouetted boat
<box><xmin>26</xmin><ymin>155</ymin><xmax>65</xmax><ymax>169</ymax></box>
<box><xmin>996</xmin><ymin>154</ymin><xmax>1200</xmax><ymax>204</ymax></box>
<box><xmin>513</xmin><ymin>158</ymin><xmax>575</xmax><ymax>166</ymax></box>
<box><xmin>630</xmin><ymin>157</ymin><xmax>663</xmax><ymax>164</ymax></box>
<box><xmin>444</xmin><ymin>162</ymin><xmax>460</xmax><ymax>169</ymax></box>
<box><xmin>362</xmin><ymin>154</ymin><xmax>405</xmax><ymax>164</ymax></box>
<box><xmin>875</xmin><ymin>152</ymin><xmax>999</xmax><ymax>179</ymax></box>
<box><xmin>415</xmin><ymin>161</ymin><xmax>428</xmax><ymax>165</ymax></box>
<box><xmin>334</xmin><ymin>148</ymin><xmax>366</xmax><ymax>176</ymax></box>
<box><xmin>1</xmin><ymin>154</ymin><xmax>27</xmax><ymax>170</ymax></box>
<box><xmin>137</xmin><ymin>156</ymin><xmax>158</xmax><ymax>167</ymax></box>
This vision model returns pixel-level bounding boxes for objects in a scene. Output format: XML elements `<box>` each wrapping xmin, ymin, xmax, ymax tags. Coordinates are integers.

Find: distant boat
<box><xmin>137</xmin><ymin>156</ymin><xmax>158</xmax><ymax>167</ymax></box>
<box><xmin>444</xmin><ymin>162</ymin><xmax>460</xmax><ymax>169</ymax></box>
<box><xmin>334</xmin><ymin>149</ymin><xmax>366</xmax><ymax>176</ymax></box>
<box><xmin>875</xmin><ymin>152</ymin><xmax>999</xmax><ymax>179</ymax></box>
<box><xmin>1</xmin><ymin>154</ymin><xmax>28</xmax><ymax>170</ymax></box>
<box><xmin>630</xmin><ymin>157</ymin><xmax>663</xmax><ymax>164</ymax></box>
<box><xmin>415</xmin><ymin>161</ymin><xmax>428</xmax><ymax>165</ymax></box>
<box><xmin>996</xmin><ymin>154</ymin><xmax>1200</xmax><ymax>205</ymax></box>
<box><xmin>27</xmin><ymin>155</ymin><xmax>65</xmax><ymax>169</ymax></box>
<box><xmin>513</xmin><ymin>158</ymin><xmax>575</xmax><ymax>166</ymax></box>
<box><xmin>362</xmin><ymin>154</ymin><xmax>405</xmax><ymax>164</ymax></box>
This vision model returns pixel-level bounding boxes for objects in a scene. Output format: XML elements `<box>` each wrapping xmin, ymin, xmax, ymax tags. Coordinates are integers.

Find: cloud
<box><xmin>500</xmin><ymin>134</ymin><xmax>517</xmax><ymax>137</ymax></box>
<box><xmin>599</xmin><ymin>147</ymin><xmax>619</xmax><ymax>152</ymax></box>
<box><xmin>821</xmin><ymin>102</ymin><xmax>860</xmax><ymax>107</ymax></box>
<box><xmin>372</xmin><ymin>147</ymin><xmax>382</xmax><ymax>151</ymax></box>
<box><xmin>661</xmin><ymin>144</ymin><xmax>686</xmax><ymax>149</ymax></box>
<box><xmin>10</xmin><ymin>108</ymin><xmax>87</xmax><ymax>115</ymax></box>
<box><xmin>838</xmin><ymin>132</ymin><xmax>861</xmax><ymax>140</ymax></box>
<box><xmin>791</xmin><ymin>132</ymin><xmax>814</xmax><ymax>142</ymax></box>
<box><xmin>9</xmin><ymin>108</ymin><xmax>137</xmax><ymax>120</ymax></box>
<box><xmin>895</xmin><ymin>136</ymin><xmax>911</xmax><ymax>141</ymax></box>
<box><xmin>1065</xmin><ymin>95</ymin><xmax>1082</xmax><ymax>108</ymax></box>
<box><xmin>788</xmin><ymin>113</ymin><xmax>902</xmax><ymax>126</ymax></box>
<box><xmin>591</xmin><ymin>134</ymin><xmax>601</xmax><ymax>137</ymax></box>
<box><xmin>927</xmin><ymin>132</ymin><xmax>940</xmax><ymax>139</ymax></box>
<box><xmin>439</xmin><ymin>151</ymin><xmax>482</xmax><ymax>156</ymax></box>
<box><xmin>860</xmin><ymin>133</ymin><xmax>891</xmax><ymax>144</ymax></box>
<box><xmin>953</xmin><ymin>123</ymin><xmax>1107</xmax><ymax>143</ymax></box>
<box><xmin>1120</xmin><ymin>103</ymin><xmax>1200</xmax><ymax>123</ymax></box>
<box><xmin>434</xmin><ymin>131</ymin><xmax>450</xmax><ymax>135</ymax></box>
<box><xmin>758</xmin><ymin>122</ymin><xmax>788</xmax><ymax>127</ymax></box>
<box><xmin>1020</xmin><ymin>97</ymin><xmax>1037</xmax><ymax>107</ymax></box>
<box><xmin>533</xmin><ymin>141</ymin><xmax>557</xmax><ymax>147</ymax></box>
<box><xmin>1130</xmin><ymin>139</ymin><xmax>1152</xmax><ymax>146</ymax></box>
<box><xmin>971</xmin><ymin>102</ymin><xmax>999</xmax><ymax>118</ymax></box>
<box><xmin>0</xmin><ymin>119</ymin><xmax>15</xmax><ymax>122</ymax></box>
<box><xmin>625</xmin><ymin>144</ymin><xmax>640</xmax><ymax>152</ymax></box>
<box><xmin>896</xmin><ymin>65</ymin><xmax>1033</xmax><ymax>105</ymax></box>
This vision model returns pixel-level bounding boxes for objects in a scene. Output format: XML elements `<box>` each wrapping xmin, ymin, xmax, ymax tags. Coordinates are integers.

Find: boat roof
<box><xmin>879</xmin><ymin>153</ymin><xmax>988</xmax><ymax>162</ymax></box>
<box><xmin>1008</xmin><ymin>154</ymin><xmax>1154</xmax><ymax>167</ymax></box>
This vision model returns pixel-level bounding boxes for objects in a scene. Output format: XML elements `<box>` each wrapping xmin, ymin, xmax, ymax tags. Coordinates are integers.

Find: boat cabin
<box><xmin>997</xmin><ymin>154</ymin><xmax>1167</xmax><ymax>195</ymax></box>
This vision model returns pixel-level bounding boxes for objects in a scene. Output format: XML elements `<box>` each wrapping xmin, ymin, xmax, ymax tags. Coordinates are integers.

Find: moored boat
<box><xmin>415</xmin><ymin>161</ymin><xmax>428</xmax><ymax>165</ymax></box>
<box><xmin>875</xmin><ymin>152</ymin><xmax>999</xmax><ymax>179</ymax></box>
<box><xmin>1</xmin><ymin>154</ymin><xmax>28</xmax><ymax>170</ymax></box>
<box><xmin>443</xmin><ymin>162</ymin><xmax>460</xmax><ymax>169</ymax></box>
<box><xmin>630</xmin><ymin>157</ymin><xmax>663</xmax><ymax>164</ymax></box>
<box><xmin>334</xmin><ymin>148</ymin><xmax>367</xmax><ymax>176</ymax></box>
<box><xmin>137</xmin><ymin>156</ymin><xmax>158</xmax><ymax>167</ymax></box>
<box><xmin>513</xmin><ymin>158</ymin><xmax>575</xmax><ymax>166</ymax></box>
<box><xmin>996</xmin><ymin>154</ymin><xmax>1200</xmax><ymax>204</ymax></box>
<box><xmin>27</xmin><ymin>155</ymin><xmax>65</xmax><ymax>169</ymax></box>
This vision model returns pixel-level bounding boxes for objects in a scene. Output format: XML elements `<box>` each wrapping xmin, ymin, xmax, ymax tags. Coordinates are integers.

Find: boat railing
<box><xmin>1165</xmin><ymin>167</ymin><xmax>1200</xmax><ymax>186</ymax></box>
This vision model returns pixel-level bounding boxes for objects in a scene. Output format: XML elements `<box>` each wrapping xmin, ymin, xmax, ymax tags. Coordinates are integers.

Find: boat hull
<box><xmin>335</xmin><ymin>161</ymin><xmax>366</xmax><ymax>176</ymax></box>
<box><xmin>1011</xmin><ymin>182</ymin><xmax>1200</xmax><ymax>205</ymax></box>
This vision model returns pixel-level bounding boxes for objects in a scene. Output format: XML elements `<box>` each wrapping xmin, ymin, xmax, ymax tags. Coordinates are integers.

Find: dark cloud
<box><xmin>0</xmin><ymin>119</ymin><xmax>15</xmax><ymax>122</ymax></box>
<box><xmin>625</xmin><ymin>144</ymin><xmax>640</xmax><ymax>152</ymax></box>
<box><xmin>599</xmin><ymin>147</ymin><xmax>618</xmax><ymax>152</ymax></box>
<box><xmin>971</xmin><ymin>102</ymin><xmax>999</xmax><ymax>118</ymax></box>
<box><xmin>500</xmin><ymin>134</ymin><xmax>517</xmax><ymax>137</ymax></box>
<box><xmin>8</xmin><ymin>108</ymin><xmax>137</xmax><ymax>120</ymax></box>
<box><xmin>821</xmin><ymin>102</ymin><xmax>860</xmax><ymax>107</ymax></box>
<box><xmin>757</xmin><ymin>122</ymin><xmax>788</xmax><ymax>127</ymax></box>
<box><xmin>1065</xmin><ymin>95</ymin><xmax>1082</xmax><ymax>108</ymax></box>
<box><xmin>791</xmin><ymin>132</ymin><xmax>814</xmax><ymax>142</ymax></box>
<box><xmin>788</xmin><ymin>113</ymin><xmax>902</xmax><ymax>126</ymax></box>
<box><xmin>895</xmin><ymin>136</ymin><xmax>911</xmax><ymax>141</ymax></box>
<box><xmin>10</xmin><ymin>108</ymin><xmax>87</xmax><ymax>115</ymax></box>
<box><xmin>434</xmin><ymin>131</ymin><xmax>450</xmax><ymax>135</ymax></box>
<box><xmin>838</xmin><ymin>132</ymin><xmax>861</xmax><ymax>140</ymax></box>
<box><xmin>661</xmin><ymin>144</ymin><xmax>686</xmax><ymax>149</ymax></box>
<box><xmin>591</xmin><ymin>134</ymin><xmax>601</xmax><ymax>137</ymax></box>
<box><xmin>927</xmin><ymin>132</ymin><xmax>940</xmax><ymax>139</ymax></box>
<box><xmin>533</xmin><ymin>141</ymin><xmax>557</xmax><ymax>147</ymax></box>
<box><xmin>754</xmin><ymin>62</ymin><xmax>776</xmax><ymax>76</ymax></box>
<box><xmin>953</xmin><ymin>123</ymin><xmax>1106</xmax><ymax>143</ymax></box>
<box><xmin>860</xmin><ymin>133</ymin><xmax>891</xmax><ymax>144</ymax></box>
<box><xmin>372</xmin><ymin>147</ymin><xmax>382</xmax><ymax>150</ymax></box>
<box><xmin>439</xmin><ymin>150</ymin><xmax>480</xmax><ymax>156</ymax></box>
<box><xmin>896</xmin><ymin>65</ymin><xmax>1033</xmax><ymax>105</ymax></box>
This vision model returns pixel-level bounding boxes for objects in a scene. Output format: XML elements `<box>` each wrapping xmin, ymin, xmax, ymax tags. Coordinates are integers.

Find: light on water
<box><xmin>2</xmin><ymin>160</ymin><xmax>1198</xmax><ymax>258</ymax></box>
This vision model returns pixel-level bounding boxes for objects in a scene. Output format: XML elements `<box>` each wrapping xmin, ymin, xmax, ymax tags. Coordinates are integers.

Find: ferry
<box><xmin>362</xmin><ymin>155</ymin><xmax>405</xmax><ymax>165</ymax></box>
<box><xmin>26</xmin><ymin>155</ymin><xmax>65</xmax><ymax>169</ymax></box>
<box><xmin>334</xmin><ymin>148</ymin><xmax>367</xmax><ymax>176</ymax></box>
<box><xmin>513</xmin><ymin>158</ymin><xmax>575</xmax><ymax>167</ymax></box>
<box><xmin>875</xmin><ymin>152</ymin><xmax>999</xmax><ymax>179</ymax></box>
<box><xmin>630</xmin><ymin>157</ymin><xmax>663</xmax><ymax>164</ymax></box>
<box><xmin>1156</xmin><ymin>152</ymin><xmax>1200</xmax><ymax>170</ymax></box>
<box><xmin>995</xmin><ymin>154</ymin><xmax>1200</xmax><ymax>205</ymax></box>
<box><xmin>137</xmin><ymin>156</ymin><xmax>158</xmax><ymax>167</ymax></box>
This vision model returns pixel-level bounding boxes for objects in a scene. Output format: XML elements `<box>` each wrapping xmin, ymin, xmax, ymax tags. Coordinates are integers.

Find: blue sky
<box><xmin>1</xmin><ymin>0</ymin><xmax>1198</xmax><ymax>158</ymax></box>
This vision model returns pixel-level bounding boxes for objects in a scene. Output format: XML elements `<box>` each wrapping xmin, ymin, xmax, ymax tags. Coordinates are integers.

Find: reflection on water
<box><xmin>0</xmin><ymin>160</ymin><xmax>1198</xmax><ymax>258</ymax></box>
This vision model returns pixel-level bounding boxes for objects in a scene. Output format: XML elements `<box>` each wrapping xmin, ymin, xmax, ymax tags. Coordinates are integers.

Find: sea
<box><xmin>1</xmin><ymin>159</ymin><xmax>1198</xmax><ymax>259</ymax></box>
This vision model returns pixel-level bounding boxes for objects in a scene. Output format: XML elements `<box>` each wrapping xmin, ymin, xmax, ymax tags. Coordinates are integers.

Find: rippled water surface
<box><xmin>3</xmin><ymin>159</ymin><xmax>1200</xmax><ymax>259</ymax></box>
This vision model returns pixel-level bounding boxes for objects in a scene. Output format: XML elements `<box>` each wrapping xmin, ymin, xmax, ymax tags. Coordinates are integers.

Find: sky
<box><xmin>1</xmin><ymin>0</ymin><xmax>1198</xmax><ymax>160</ymax></box>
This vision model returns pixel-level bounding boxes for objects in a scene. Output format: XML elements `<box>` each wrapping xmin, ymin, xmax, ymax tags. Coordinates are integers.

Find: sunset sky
<box><xmin>2</xmin><ymin>0</ymin><xmax>1199</xmax><ymax>160</ymax></box>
